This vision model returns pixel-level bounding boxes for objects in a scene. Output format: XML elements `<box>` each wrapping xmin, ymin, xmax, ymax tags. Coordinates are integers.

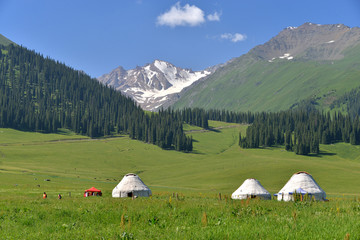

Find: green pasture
<box><xmin>1</xmin><ymin>121</ymin><xmax>360</xmax><ymax>238</ymax></box>
<box><xmin>0</xmin><ymin>128</ymin><xmax>87</xmax><ymax>144</ymax></box>
<box><xmin>1</xmin><ymin>121</ymin><xmax>360</xmax><ymax>197</ymax></box>
<box><xmin>1</xmin><ymin>194</ymin><xmax>360</xmax><ymax>239</ymax></box>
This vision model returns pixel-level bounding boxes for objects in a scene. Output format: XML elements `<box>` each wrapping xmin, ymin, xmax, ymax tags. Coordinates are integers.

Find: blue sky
<box><xmin>0</xmin><ymin>0</ymin><xmax>359</xmax><ymax>77</ymax></box>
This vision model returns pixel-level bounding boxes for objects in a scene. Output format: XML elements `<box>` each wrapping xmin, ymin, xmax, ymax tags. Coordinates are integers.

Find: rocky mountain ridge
<box><xmin>251</xmin><ymin>22</ymin><xmax>360</xmax><ymax>62</ymax></box>
<box><xmin>99</xmin><ymin>23</ymin><xmax>360</xmax><ymax>112</ymax></box>
<box><xmin>98</xmin><ymin>60</ymin><xmax>213</xmax><ymax>111</ymax></box>
<box><xmin>172</xmin><ymin>23</ymin><xmax>360</xmax><ymax>112</ymax></box>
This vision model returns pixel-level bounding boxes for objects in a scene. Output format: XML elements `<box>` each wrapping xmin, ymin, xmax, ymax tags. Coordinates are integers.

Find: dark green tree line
<box><xmin>239</xmin><ymin>110</ymin><xmax>360</xmax><ymax>155</ymax></box>
<box><xmin>0</xmin><ymin>44</ymin><xmax>192</xmax><ymax>152</ymax></box>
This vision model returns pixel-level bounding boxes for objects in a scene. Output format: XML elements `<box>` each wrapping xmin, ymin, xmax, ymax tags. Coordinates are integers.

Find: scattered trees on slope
<box><xmin>331</xmin><ymin>86</ymin><xmax>360</xmax><ymax>118</ymax></box>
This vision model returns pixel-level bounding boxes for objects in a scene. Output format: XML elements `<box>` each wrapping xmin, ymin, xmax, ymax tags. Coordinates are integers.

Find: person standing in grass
<box><xmin>43</xmin><ymin>192</ymin><xmax>47</xmax><ymax>199</ymax></box>
<box><xmin>58</xmin><ymin>194</ymin><xmax>62</xmax><ymax>200</ymax></box>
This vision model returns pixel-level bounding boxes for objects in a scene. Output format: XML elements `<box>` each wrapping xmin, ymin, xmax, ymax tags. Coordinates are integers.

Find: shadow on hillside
<box><xmin>308</xmin><ymin>151</ymin><xmax>337</xmax><ymax>158</ymax></box>
<box><xmin>190</xmin><ymin>150</ymin><xmax>204</xmax><ymax>155</ymax></box>
<box><xmin>207</xmin><ymin>128</ymin><xmax>221</xmax><ymax>133</ymax></box>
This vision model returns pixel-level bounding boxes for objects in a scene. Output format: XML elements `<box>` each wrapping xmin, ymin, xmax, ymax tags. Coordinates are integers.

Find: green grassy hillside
<box><xmin>1</xmin><ymin>121</ymin><xmax>360</xmax><ymax>197</ymax></box>
<box><xmin>0</xmin><ymin>34</ymin><xmax>14</xmax><ymax>46</ymax></box>
<box><xmin>173</xmin><ymin>44</ymin><xmax>360</xmax><ymax>112</ymax></box>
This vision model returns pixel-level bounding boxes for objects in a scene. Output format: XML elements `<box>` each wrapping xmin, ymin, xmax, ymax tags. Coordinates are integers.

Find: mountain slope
<box><xmin>172</xmin><ymin>23</ymin><xmax>360</xmax><ymax>112</ymax></box>
<box><xmin>0</xmin><ymin>34</ymin><xmax>15</xmax><ymax>46</ymax></box>
<box><xmin>98</xmin><ymin>60</ymin><xmax>212</xmax><ymax>111</ymax></box>
<box><xmin>0</xmin><ymin>44</ymin><xmax>141</xmax><ymax>136</ymax></box>
<box><xmin>0</xmin><ymin>44</ymin><xmax>192</xmax><ymax>151</ymax></box>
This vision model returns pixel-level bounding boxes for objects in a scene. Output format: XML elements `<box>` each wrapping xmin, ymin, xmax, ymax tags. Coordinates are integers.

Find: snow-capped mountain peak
<box><xmin>98</xmin><ymin>60</ymin><xmax>212</xmax><ymax>111</ymax></box>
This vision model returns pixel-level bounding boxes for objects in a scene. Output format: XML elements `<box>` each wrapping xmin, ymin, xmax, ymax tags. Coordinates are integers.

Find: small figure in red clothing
<box><xmin>43</xmin><ymin>192</ymin><xmax>47</xmax><ymax>199</ymax></box>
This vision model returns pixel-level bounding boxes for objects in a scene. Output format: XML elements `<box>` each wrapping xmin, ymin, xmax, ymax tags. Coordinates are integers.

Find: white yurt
<box><xmin>231</xmin><ymin>178</ymin><xmax>271</xmax><ymax>200</ymax></box>
<box><xmin>112</xmin><ymin>173</ymin><xmax>152</xmax><ymax>198</ymax></box>
<box><xmin>276</xmin><ymin>171</ymin><xmax>326</xmax><ymax>201</ymax></box>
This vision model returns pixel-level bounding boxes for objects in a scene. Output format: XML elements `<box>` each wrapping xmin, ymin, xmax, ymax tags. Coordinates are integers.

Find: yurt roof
<box><xmin>125</xmin><ymin>173</ymin><xmax>136</xmax><ymax>176</ymax></box>
<box><xmin>114</xmin><ymin>173</ymin><xmax>150</xmax><ymax>191</ymax></box>
<box><xmin>294</xmin><ymin>171</ymin><xmax>311</xmax><ymax>175</ymax></box>
<box><xmin>277</xmin><ymin>172</ymin><xmax>325</xmax><ymax>194</ymax></box>
<box><xmin>232</xmin><ymin>178</ymin><xmax>270</xmax><ymax>195</ymax></box>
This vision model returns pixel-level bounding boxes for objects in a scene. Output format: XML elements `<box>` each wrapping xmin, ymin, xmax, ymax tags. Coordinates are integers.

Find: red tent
<box><xmin>84</xmin><ymin>187</ymin><xmax>102</xmax><ymax>197</ymax></box>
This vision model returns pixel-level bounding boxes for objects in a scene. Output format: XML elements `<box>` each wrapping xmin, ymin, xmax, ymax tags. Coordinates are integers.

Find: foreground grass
<box><xmin>1</xmin><ymin>122</ymin><xmax>360</xmax><ymax>238</ymax></box>
<box><xmin>1</xmin><ymin>194</ymin><xmax>359</xmax><ymax>239</ymax></box>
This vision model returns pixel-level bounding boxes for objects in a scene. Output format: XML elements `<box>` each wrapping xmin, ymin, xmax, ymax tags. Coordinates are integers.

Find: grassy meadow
<box><xmin>2</xmin><ymin>193</ymin><xmax>360</xmax><ymax>239</ymax></box>
<box><xmin>173</xmin><ymin>44</ymin><xmax>360</xmax><ymax>113</ymax></box>
<box><xmin>1</xmin><ymin>121</ymin><xmax>360</xmax><ymax>238</ymax></box>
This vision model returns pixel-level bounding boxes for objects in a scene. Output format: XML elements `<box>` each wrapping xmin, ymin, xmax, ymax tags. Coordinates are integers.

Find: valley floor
<box><xmin>1</xmin><ymin>122</ymin><xmax>360</xmax><ymax>238</ymax></box>
<box><xmin>1</xmin><ymin>121</ymin><xmax>360</xmax><ymax>197</ymax></box>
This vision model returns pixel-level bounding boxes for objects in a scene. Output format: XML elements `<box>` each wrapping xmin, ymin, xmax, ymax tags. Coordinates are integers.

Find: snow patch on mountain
<box><xmin>128</xmin><ymin>68</ymin><xmax>210</xmax><ymax>100</ymax></box>
<box><xmin>268</xmin><ymin>53</ymin><xmax>293</xmax><ymax>62</ymax></box>
<box><xmin>279</xmin><ymin>53</ymin><xmax>293</xmax><ymax>60</ymax></box>
<box><xmin>98</xmin><ymin>60</ymin><xmax>212</xmax><ymax>111</ymax></box>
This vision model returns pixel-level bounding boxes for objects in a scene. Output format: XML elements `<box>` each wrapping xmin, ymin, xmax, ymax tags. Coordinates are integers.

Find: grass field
<box><xmin>1</xmin><ymin>121</ymin><xmax>360</xmax><ymax>238</ymax></box>
<box><xmin>1</xmin><ymin>121</ymin><xmax>360</xmax><ymax>196</ymax></box>
<box><xmin>2</xmin><ymin>193</ymin><xmax>360</xmax><ymax>239</ymax></box>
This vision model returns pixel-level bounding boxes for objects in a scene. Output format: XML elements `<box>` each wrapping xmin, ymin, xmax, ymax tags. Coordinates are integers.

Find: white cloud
<box><xmin>157</xmin><ymin>2</ymin><xmax>205</xmax><ymax>27</ymax></box>
<box><xmin>207</xmin><ymin>11</ymin><xmax>221</xmax><ymax>21</ymax></box>
<box><xmin>221</xmin><ymin>33</ymin><xmax>247</xmax><ymax>43</ymax></box>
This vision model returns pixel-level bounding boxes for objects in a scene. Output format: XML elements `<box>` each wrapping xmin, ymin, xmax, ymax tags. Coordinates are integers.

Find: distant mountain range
<box><xmin>173</xmin><ymin>23</ymin><xmax>360</xmax><ymax>112</ymax></box>
<box><xmin>4</xmin><ymin>22</ymin><xmax>359</xmax><ymax>113</ymax></box>
<box><xmin>99</xmin><ymin>23</ymin><xmax>360</xmax><ymax>112</ymax></box>
<box><xmin>98</xmin><ymin>60</ymin><xmax>216</xmax><ymax>111</ymax></box>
